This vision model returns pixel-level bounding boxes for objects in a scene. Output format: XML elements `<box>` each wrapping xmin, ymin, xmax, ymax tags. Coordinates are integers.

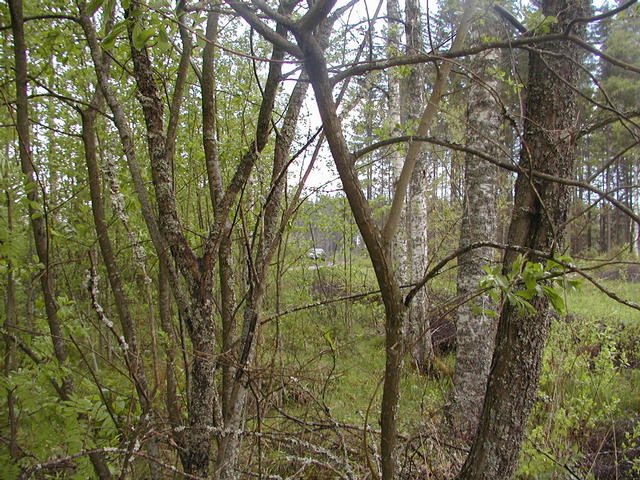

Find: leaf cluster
<box><xmin>479</xmin><ymin>253</ymin><xmax>582</xmax><ymax>316</ymax></box>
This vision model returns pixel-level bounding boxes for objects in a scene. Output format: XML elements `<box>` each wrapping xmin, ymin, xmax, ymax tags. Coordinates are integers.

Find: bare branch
<box><xmin>226</xmin><ymin>0</ymin><xmax>302</xmax><ymax>57</ymax></box>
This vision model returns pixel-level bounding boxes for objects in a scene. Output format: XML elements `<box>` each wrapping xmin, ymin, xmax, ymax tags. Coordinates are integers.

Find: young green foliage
<box><xmin>479</xmin><ymin>254</ymin><xmax>582</xmax><ymax>316</ymax></box>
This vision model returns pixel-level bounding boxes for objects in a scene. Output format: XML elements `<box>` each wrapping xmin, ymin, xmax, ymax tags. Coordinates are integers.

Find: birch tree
<box><xmin>402</xmin><ymin>0</ymin><xmax>432</xmax><ymax>372</ymax></box>
<box><xmin>450</xmin><ymin>1</ymin><xmax>501</xmax><ymax>435</ymax></box>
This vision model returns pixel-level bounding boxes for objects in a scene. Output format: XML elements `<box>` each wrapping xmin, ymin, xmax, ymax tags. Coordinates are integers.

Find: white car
<box><xmin>308</xmin><ymin>248</ymin><xmax>326</xmax><ymax>261</ymax></box>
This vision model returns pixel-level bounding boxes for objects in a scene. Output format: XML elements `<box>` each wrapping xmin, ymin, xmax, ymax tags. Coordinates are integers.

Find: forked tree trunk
<box><xmin>450</xmin><ymin>3</ymin><xmax>500</xmax><ymax>436</ymax></box>
<box><xmin>457</xmin><ymin>0</ymin><xmax>587</xmax><ymax>477</ymax></box>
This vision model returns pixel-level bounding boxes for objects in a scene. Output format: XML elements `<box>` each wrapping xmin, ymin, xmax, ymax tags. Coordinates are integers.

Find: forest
<box><xmin>1</xmin><ymin>0</ymin><xmax>639</xmax><ymax>478</ymax></box>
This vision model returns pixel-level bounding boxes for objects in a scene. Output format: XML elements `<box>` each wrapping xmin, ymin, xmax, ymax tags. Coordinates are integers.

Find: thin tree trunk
<box><xmin>3</xmin><ymin>188</ymin><xmax>19</xmax><ymax>460</ymax></box>
<box><xmin>81</xmin><ymin>98</ymin><xmax>160</xmax><ymax>478</ymax></box>
<box><xmin>387</xmin><ymin>0</ymin><xmax>404</xmax><ymax>262</ymax></box>
<box><xmin>8</xmin><ymin>0</ymin><xmax>72</xmax><ymax>400</ymax></box>
<box><xmin>291</xmin><ymin>4</ymin><xmax>474</xmax><ymax>477</ymax></box>
<box><xmin>10</xmin><ymin>3</ymin><xmax>112</xmax><ymax>477</ymax></box>
<box><xmin>635</xmin><ymin>162</ymin><xmax>640</xmax><ymax>255</ymax></box>
<box><xmin>213</xmin><ymin>9</ymin><xmax>326</xmax><ymax>476</ymax></box>
<box><xmin>158</xmin><ymin>260</ymin><xmax>186</xmax><ymax>463</ymax></box>
<box><xmin>457</xmin><ymin>0</ymin><xmax>587</xmax><ymax>477</ymax></box>
<box><xmin>403</xmin><ymin>0</ymin><xmax>432</xmax><ymax>372</ymax></box>
<box><xmin>450</xmin><ymin>3</ymin><xmax>500</xmax><ymax>436</ymax></box>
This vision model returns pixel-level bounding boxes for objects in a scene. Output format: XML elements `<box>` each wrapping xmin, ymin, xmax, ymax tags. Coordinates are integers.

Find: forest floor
<box><xmin>259</xmin><ymin>260</ymin><xmax>640</xmax><ymax>479</ymax></box>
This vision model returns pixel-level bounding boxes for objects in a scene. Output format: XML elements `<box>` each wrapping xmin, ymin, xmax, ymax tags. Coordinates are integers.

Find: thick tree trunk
<box><xmin>457</xmin><ymin>0</ymin><xmax>587</xmax><ymax>478</ymax></box>
<box><xmin>451</xmin><ymin>4</ymin><xmax>500</xmax><ymax>435</ymax></box>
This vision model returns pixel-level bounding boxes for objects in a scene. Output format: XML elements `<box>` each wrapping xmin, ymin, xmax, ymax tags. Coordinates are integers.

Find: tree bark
<box><xmin>402</xmin><ymin>0</ymin><xmax>432</xmax><ymax>372</ymax></box>
<box><xmin>81</xmin><ymin>96</ymin><xmax>160</xmax><ymax>478</ymax></box>
<box><xmin>8</xmin><ymin>0</ymin><xmax>72</xmax><ymax>400</ymax></box>
<box><xmin>3</xmin><ymin>188</ymin><xmax>19</xmax><ymax>460</ymax></box>
<box><xmin>457</xmin><ymin>0</ymin><xmax>587</xmax><ymax>478</ymax></box>
<box><xmin>450</xmin><ymin>3</ymin><xmax>500</xmax><ymax>436</ymax></box>
<box><xmin>10</xmin><ymin>3</ymin><xmax>113</xmax><ymax>477</ymax></box>
<box><xmin>289</xmin><ymin>4</ymin><xmax>474</xmax><ymax>477</ymax></box>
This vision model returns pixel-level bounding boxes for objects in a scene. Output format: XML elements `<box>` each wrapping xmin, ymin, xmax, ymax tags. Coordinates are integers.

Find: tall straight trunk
<box><xmin>10</xmin><ymin>3</ymin><xmax>112</xmax><ymax>477</ymax></box>
<box><xmin>635</xmin><ymin>162</ymin><xmax>640</xmax><ymax>255</ymax></box>
<box><xmin>451</xmin><ymin>3</ymin><xmax>500</xmax><ymax>436</ymax></box>
<box><xmin>457</xmin><ymin>0</ymin><xmax>587</xmax><ymax>478</ymax></box>
<box><xmin>8</xmin><ymin>0</ymin><xmax>72</xmax><ymax>400</ymax></box>
<box><xmin>200</xmin><ymin>9</ymin><xmax>237</xmax><ymax>426</ymax></box>
<box><xmin>387</xmin><ymin>0</ymin><xmax>405</xmax><ymax>265</ymax></box>
<box><xmin>3</xmin><ymin>188</ymin><xmax>18</xmax><ymax>460</ymax></box>
<box><xmin>402</xmin><ymin>0</ymin><xmax>431</xmax><ymax>371</ymax></box>
<box><xmin>158</xmin><ymin>260</ymin><xmax>185</xmax><ymax>458</ymax></box>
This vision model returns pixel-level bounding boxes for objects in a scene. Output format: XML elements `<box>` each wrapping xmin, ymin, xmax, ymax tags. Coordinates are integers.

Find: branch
<box><xmin>226</xmin><ymin>0</ymin><xmax>302</xmax><ymax>57</ymax></box>
<box><xmin>261</xmin><ymin>288</ymin><xmax>383</xmax><ymax>323</ymax></box>
<box><xmin>165</xmin><ymin>0</ymin><xmax>193</xmax><ymax>165</ymax></box>
<box><xmin>296</xmin><ymin>0</ymin><xmax>337</xmax><ymax>32</ymax></box>
<box><xmin>18</xmin><ymin>448</ymin><xmax>201</xmax><ymax>480</ymax></box>
<box><xmin>355</xmin><ymin>134</ymin><xmax>640</xmax><ymax>226</ymax></box>
<box><xmin>251</xmin><ymin>0</ymin><xmax>296</xmax><ymax>28</ymax></box>
<box><xmin>331</xmin><ymin>32</ymin><xmax>640</xmax><ymax>84</ymax></box>
<box><xmin>0</xmin><ymin>13</ymin><xmax>78</xmax><ymax>31</ymax></box>
<box><xmin>565</xmin><ymin>0</ymin><xmax>638</xmax><ymax>34</ymax></box>
<box><xmin>579</xmin><ymin>108</ymin><xmax>640</xmax><ymax>137</ymax></box>
<box><xmin>405</xmin><ymin>241</ymin><xmax>504</xmax><ymax>306</ymax></box>
<box><xmin>493</xmin><ymin>5</ymin><xmax>527</xmax><ymax>33</ymax></box>
<box><xmin>404</xmin><ymin>241</ymin><xmax>640</xmax><ymax>314</ymax></box>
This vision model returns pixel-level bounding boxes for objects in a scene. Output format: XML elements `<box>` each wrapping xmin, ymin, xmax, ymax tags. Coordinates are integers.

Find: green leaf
<box><xmin>85</xmin><ymin>0</ymin><xmax>105</xmax><ymax>16</ymax></box>
<box><xmin>132</xmin><ymin>22</ymin><xmax>154</xmax><ymax>50</ymax></box>
<box><xmin>157</xmin><ymin>25</ymin><xmax>170</xmax><ymax>50</ymax></box>
<box><xmin>482</xmin><ymin>308</ymin><xmax>498</xmax><ymax>318</ymax></box>
<box><xmin>511</xmin><ymin>254</ymin><xmax>523</xmax><ymax>277</ymax></box>
<box><xmin>323</xmin><ymin>330</ymin><xmax>336</xmax><ymax>351</ymax></box>
<box><xmin>102</xmin><ymin>21</ymin><xmax>128</xmax><ymax>50</ymax></box>
<box><xmin>515</xmin><ymin>289</ymin><xmax>534</xmax><ymax>300</ymax></box>
<box><xmin>524</xmin><ymin>274</ymin><xmax>537</xmax><ymax>291</ymax></box>
<box><xmin>542</xmin><ymin>285</ymin><xmax>565</xmax><ymax>314</ymax></box>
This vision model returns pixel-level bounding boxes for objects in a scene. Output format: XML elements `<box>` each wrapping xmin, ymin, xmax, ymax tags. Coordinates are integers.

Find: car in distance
<box><xmin>308</xmin><ymin>248</ymin><xmax>326</xmax><ymax>261</ymax></box>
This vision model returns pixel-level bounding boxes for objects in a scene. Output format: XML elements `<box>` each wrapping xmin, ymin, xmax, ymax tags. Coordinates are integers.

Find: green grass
<box><xmin>259</xmin><ymin>258</ymin><xmax>640</xmax><ymax>478</ymax></box>
<box><xmin>567</xmin><ymin>279</ymin><xmax>640</xmax><ymax>326</ymax></box>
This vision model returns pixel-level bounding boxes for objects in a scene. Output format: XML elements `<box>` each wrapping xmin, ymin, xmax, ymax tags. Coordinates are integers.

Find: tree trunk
<box><xmin>457</xmin><ymin>0</ymin><xmax>587</xmax><ymax>478</ymax></box>
<box><xmin>10</xmin><ymin>3</ymin><xmax>113</xmax><ymax>477</ymax></box>
<box><xmin>402</xmin><ymin>0</ymin><xmax>432</xmax><ymax>372</ymax></box>
<box><xmin>81</xmin><ymin>97</ymin><xmax>160</xmax><ymax>478</ymax></box>
<box><xmin>450</xmin><ymin>3</ymin><xmax>500</xmax><ymax>436</ymax></box>
<box><xmin>3</xmin><ymin>188</ymin><xmax>19</xmax><ymax>460</ymax></box>
<box><xmin>8</xmin><ymin>0</ymin><xmax>72</xmax><ymax>400</ymax></box>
